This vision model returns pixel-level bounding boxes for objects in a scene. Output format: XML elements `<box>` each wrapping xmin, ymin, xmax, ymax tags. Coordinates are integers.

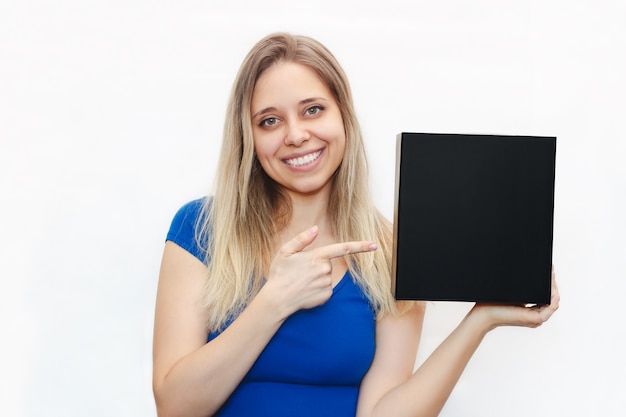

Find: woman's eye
<box><xmin>260</xmin><ymin>117</ymin><xmax>278</xmax><ymax>127</ymax></box>
<box><xmin>305</xmin><ymin>105</ymin><xmax>324</xmax><ymax>116</ymax></box>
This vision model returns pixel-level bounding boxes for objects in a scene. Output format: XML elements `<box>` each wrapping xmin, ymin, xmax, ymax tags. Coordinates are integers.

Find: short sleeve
<box><xmin>165</xmin><ymin>197</ymin><xmax>209</xmax><ymax>264</ymax></box>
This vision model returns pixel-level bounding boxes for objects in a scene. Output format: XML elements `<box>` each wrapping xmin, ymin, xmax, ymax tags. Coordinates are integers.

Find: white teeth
<box><xmin>285</xmin><ymin>150</ymin><xmax>322</xmax><ymax>167</ymax></box>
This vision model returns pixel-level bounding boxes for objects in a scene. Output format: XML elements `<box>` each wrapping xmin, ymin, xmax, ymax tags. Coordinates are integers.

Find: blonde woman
<box><xmin>152</xmin><ymin>32</ymin><xmax>559</xmax><ymax>417</ymax></box>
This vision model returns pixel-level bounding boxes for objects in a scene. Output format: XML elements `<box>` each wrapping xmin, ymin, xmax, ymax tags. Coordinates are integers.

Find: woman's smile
<box><xmin>283</xmin><ymin>149</ymin><xmax>324</xmax><ymax>168</ymax></box>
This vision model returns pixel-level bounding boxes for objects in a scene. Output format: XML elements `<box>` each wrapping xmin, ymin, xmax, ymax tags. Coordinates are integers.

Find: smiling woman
<box><xmin>251</xmin><ymin>62</ymin><xmax>346</xmax><ymax>198</ymax></box>
<box><xmin>151</xmin><ymin>32</ymin><xmax>559</xmax><ymax>417</ymax></box>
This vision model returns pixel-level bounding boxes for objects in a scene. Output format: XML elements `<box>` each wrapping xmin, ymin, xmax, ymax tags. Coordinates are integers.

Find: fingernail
<box><xmin>309</xmin><ymin>225</ymin><xmax>318</xmax><ymax>235</ymax></box>
<box><xmin>369</xmin><ymin>243</ymin><xmax>378</xmax><ymax>250</ymax></box>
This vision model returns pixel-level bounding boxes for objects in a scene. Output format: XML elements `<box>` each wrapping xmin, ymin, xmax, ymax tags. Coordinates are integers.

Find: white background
<box><xmin>1</xmin><ymin>1</ymin><xmax>624</xmax><ymax>416</ymax></box>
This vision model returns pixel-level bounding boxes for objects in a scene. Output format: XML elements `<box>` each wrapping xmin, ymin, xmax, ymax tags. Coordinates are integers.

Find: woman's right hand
<box><xmin>264</xmin><ymin>225</ymin><xmax>378</xmax><ymax>315</ymax></box>
<box><xmin>153</xmin><ymin>227</ymin><xmax>378</xmax><ymax>417</ymax></box>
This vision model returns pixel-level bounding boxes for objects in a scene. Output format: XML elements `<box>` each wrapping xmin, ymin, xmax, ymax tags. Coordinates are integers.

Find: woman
<box><xmin>152</xmin><ymin>32</ymin><xmax>559</xmax><ymax>417</ymax></box>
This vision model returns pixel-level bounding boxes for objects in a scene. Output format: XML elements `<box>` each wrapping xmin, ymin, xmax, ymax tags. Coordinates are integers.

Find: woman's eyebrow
<box><xmin>299</xmin><ymin>97</ymin><xmax>328</xmax><ymax>105</ymax></box>
<box><xmin>252</xmin><ymin>106</ymin><xmax>277</xmax><ymax>120</ymax></box>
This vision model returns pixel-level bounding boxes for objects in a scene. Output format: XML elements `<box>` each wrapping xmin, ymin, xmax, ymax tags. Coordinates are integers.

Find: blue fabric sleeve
<box><xmin>165</xmin><ymin>197</ymin><xmax>208</xmax><ymax>264</ymax></box>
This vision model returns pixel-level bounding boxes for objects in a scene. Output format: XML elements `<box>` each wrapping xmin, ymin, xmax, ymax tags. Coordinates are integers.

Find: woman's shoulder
<box><xmin>165</xmin><ymin>196</ymin><xmax>212</xmax><ymax>263</ymax></box>
<box><xmin>175</xmin><ymin>197</ymin><xmax>207</xmax><ymax>217</ymax></box>
<box><xmin>169</xmin><ymin>197</ymin><xmax>209</xmax><ymax>231</ymax></box>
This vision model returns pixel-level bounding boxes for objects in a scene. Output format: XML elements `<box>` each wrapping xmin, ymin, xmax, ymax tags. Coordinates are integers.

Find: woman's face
<box><xmin>250</xmin><ymin>61</ymin><xmax>346</xmax><ymax>200</ymax></box>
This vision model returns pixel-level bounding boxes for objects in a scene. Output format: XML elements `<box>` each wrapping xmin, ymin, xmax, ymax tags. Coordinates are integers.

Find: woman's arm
<box><xmin>152</xmin><ymin>242</ymin><xmax>287</xmax><ymax>417</ymax></box>
<box><xmin>357</xmin><ymin>271</ymin><xmax>560</xmax><ymax>417</ymax></box>
<box><xmin>153</xmin><ymin>227</ymin><xmax>379</xmax><ymax>417</ymax></box>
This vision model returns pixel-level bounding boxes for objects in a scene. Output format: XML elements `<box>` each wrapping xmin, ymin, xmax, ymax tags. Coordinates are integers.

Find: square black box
<box><xmin>392</xmin><ymin>132</ymin><xmax>556</xmax><ymax>305</ymax></box>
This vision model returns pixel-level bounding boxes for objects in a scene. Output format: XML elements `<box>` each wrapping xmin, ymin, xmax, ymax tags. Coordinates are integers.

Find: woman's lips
<box><xmin>283</xmin><ymin>149</ymin><xmax>323</xmax><ymax>167</ymax></box>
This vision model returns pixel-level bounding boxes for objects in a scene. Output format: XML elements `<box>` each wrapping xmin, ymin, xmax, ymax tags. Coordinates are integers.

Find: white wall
<box><xmin>1</xmin><ymin>1</ymin><xmax>624</xmax><ymax>416</ymax></box>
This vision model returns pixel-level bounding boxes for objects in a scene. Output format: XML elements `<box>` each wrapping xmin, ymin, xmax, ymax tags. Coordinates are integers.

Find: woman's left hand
<box><xmin>471</xmin><ymin>265</ymin><xmax>560</xmax><ymax>331</ymax></box>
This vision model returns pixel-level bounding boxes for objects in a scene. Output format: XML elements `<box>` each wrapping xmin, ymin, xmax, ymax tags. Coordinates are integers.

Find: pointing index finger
<box><xmin>316</xmin><ymin>241</ymin><xmax>378</xmax><ymax>260</ymax></box>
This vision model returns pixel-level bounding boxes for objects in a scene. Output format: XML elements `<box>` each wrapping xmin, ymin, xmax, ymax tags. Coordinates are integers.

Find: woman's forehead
<box><xmin>251</xmin><ymin>62</ymin><xmax>335</xmax><ymax>112</ymax></box>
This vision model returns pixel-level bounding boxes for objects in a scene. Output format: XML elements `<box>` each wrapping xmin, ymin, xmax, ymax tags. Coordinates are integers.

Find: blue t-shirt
<box><xmin>166</xmin><ymin>198</ymin><xmax>377</xmax><ymax>417</ymax></box>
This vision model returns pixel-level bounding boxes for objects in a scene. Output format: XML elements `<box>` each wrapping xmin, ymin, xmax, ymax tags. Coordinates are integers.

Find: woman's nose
<box><xmin>284</xmin><ymin>120</ymin><xmax>311</xmax><ymax>146</ymax></box>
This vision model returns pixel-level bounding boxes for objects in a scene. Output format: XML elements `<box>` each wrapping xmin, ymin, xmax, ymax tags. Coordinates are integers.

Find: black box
<box><xmin>392</xmin><ymin>132</ymin><xmax>556</xmax><ymax>305</ymax></box>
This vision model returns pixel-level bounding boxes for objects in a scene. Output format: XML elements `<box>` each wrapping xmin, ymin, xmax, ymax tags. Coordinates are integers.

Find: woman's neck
<box><xmin>281</xmin><ymin>189</ymin><xmax>335</xmax><ymax>246</ymax></box>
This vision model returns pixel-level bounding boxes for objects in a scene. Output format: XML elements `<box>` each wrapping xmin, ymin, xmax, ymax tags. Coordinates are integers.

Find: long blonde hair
<box><xmin>198</xmin><ymin>32</ymin><xmax>398</xmax><ymax>331</ymax></box>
